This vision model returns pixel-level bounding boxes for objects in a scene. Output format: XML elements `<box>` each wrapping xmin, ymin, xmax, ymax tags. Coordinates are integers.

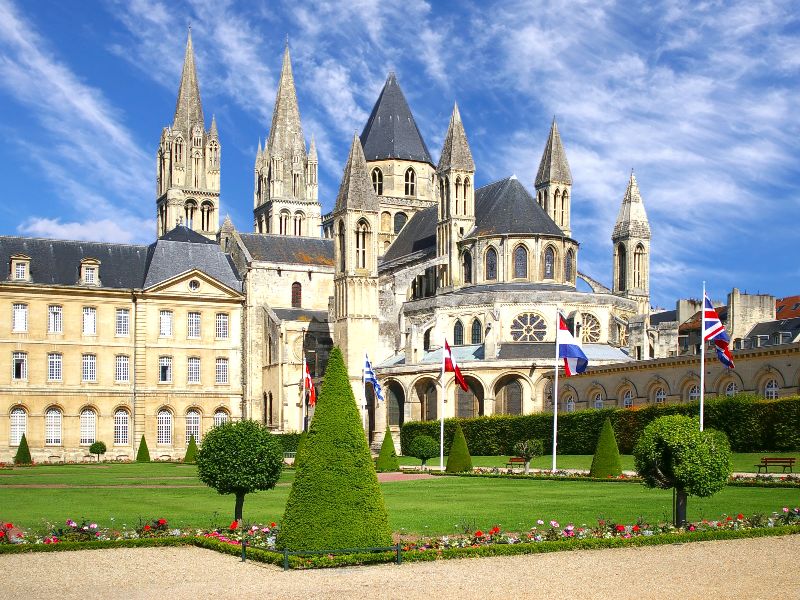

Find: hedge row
<box><xmin>274</xmin><ymin>432</ymin><xmax>304</xmax><ymax>453</ymax></box>
<box><xmin>400</xmin><ymin>395</ymin><xmax>800</xmax><ymax>455</ymax></box>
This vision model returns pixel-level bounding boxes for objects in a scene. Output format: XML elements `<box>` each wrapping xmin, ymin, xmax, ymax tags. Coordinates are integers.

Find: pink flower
<box><xmin>90</xmin><ymin>523</ymin><xmax>98</xmax><ymax>529</ymax></box>
<box><xmin>537</xmin><ymin>520</ymin><xmax>544</xmax><ymax>525</ymax></box>
<box><xmin>688</xmin><ymin>525</ymin><xmax>696</xmax><ymax>531</ymax></box>
<box><xmin>783</xmin><ymin>507</ymin><xmax>790</xmax><ymax>513</ymax></box>
<box><xmin>550</xmin><ymin>520</ymin><xmax>559</xmax><ymax>528</ymax></box>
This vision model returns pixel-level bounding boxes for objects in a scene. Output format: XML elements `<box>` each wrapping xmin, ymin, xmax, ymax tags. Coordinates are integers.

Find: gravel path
<box><xmin>2</xmin><ymin>535</ymin><xmax>797</xmax><ymax>599</ymax></box>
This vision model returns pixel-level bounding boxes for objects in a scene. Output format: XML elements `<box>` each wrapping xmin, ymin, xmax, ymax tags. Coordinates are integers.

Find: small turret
<box><xmin>535</xmin><ymin>118</ymin><xmax>573</xmax><ymax>236</ymax></box>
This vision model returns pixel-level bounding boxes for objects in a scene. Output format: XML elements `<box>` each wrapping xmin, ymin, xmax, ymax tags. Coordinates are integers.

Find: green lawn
<box><xmin>1</xmin><ymin>462</ymin><xmax>797</xmax><ymax>535</ymax></box>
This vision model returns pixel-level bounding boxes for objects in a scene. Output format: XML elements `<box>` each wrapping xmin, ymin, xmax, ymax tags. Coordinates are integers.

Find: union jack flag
<box><xmin>703</xmin><ymin>294</ymin><xmax>734</xmax><ymax>369</ymax></box>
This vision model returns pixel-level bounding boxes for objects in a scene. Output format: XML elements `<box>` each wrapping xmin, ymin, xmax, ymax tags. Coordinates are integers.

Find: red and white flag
<box><xmin>303</xmin><ymin>359</ymin><xmax>316</xmax><ymax>406</ymax></box>
<box><xmin>442</xmin><ymin>340</ymin><xmax>469</xmax><ymax>391</ymax></box>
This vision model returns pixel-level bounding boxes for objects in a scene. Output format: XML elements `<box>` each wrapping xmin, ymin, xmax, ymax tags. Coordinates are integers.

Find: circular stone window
<box><xmin>188</xmin><ymin>279</ymin><xmax>201</xmax><ymax>292</ymax></box>
<box><xmin>510</xmin><ymin>312</ymin><xmax>547</xmax><ymax>342</ymax></box>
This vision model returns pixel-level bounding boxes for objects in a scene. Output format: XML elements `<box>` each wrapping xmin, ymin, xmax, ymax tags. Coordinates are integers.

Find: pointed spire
<box><xmin>535</xmin><ymin>118</ymin><xmax>572</xmax><ymax>186</ymax></box>
<box><xmin>309</xmin><ymin>134</ymin><xmax>317</xmax><ymax>160</ymax></box>
<box><xmin>613</xmin><ymin>170</ymin><xmax>651</xmax><ymax>241</ymax></box>
<box><xmin>209</xmin><ymin>114</ymin><xmax>218</xmax><ymax>137</ymax></box>
<box><xmin>437</xmin><ymin>102</ymin><xmax>475</xmax><ymax>172</ymax></box>
<box><xmin>255</xmin><ymin>137</ymin><xmax>263</xmax><ymax>163</ymax></box>
<box><xmin>173</xmin><ymin>28</ymin><xmax>205</xmax><ymax>133</ymax></box>
<box><xmin>266</xmin><ymin>41</ymin><xmax>304</xmax><ymax>157</ymax></box>
<box><xmin>335</xmin><ymin>133</ymin><xmax>378</xmax><ymax>213</ymax></box>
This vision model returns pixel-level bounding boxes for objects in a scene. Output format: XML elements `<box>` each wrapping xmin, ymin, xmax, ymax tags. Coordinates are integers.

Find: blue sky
<box><xmin>0</xmin><ymin>0</ymin><xmax>798</xmax><ymax>308</ymax></box>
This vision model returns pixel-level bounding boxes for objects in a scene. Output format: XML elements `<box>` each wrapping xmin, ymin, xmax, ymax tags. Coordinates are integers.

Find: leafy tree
<box><xmin>278</xmin><ymin>347</ymin><xmax>392</xmax><ymax>551</ymax></box>
<box><xmin>196</xmin><ymin>420</ymin><xmax>283</xmax><ymax>522</ymax></box>
<box><xmin>634</xmin><ymin>415</ymin><xmax>732</xmax><ymax>526</ymax></box>
<box><xmin>375</xmin><ymin>427</ymin><xmax>400</xmax><ymax>472</ymax></box>
<box><xmin>446</xmin><ymin>422</ymin><xmax>473</xmax><ymax>473</ymax></box>
<box><xmin>408</xmin><ymin>435</ymin><xmax>439</xmax><ymax>469</ymax></box>
<box><xmin>590</xmin><ymin>418</ymin><xmax>622</xmax><ymax>478</ymax></box>
<box><xmin>14</xmin><ymin>434</ymin><xmax>32</xmax><ymax>465</ymax></box>
<box><xmin>513</xmin><ymin>438</ymin><xmax>544</xmax><ymax>474</ymax></box>
<box><xmin>89</xmin><ymin>441</ymin><xmax>107</xmax><ymax>462</ymax></box>
<box><xmin>183</xmin><ymin>435</ymin><xmax>198</xmax><ymax>463</ymax></box>
<box><xmin>136</xmin><ymin>436</ymin><xmax>150</xmax><ymax>463</ymax></box>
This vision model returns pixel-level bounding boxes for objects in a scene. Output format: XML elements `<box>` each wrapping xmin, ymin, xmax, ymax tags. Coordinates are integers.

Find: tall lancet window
<box><xmin>543</xmin><ymin>246</ymin><xmax>555</xmax><ymax>279</ymax></box>
<box><xmin>455</xmin><ymin>177</ymin><xmax>462</xmax><ymax>207</ymax></box>
<box><xmin>616</xmin><ymin>244</ymin><xmax>627</xmax><ymax>290</ymax></box>
<box><xmin>633</xmin><ymin>244</ymin><xmax>645</xmax><ymax>288</ymax></box>
<box><xmin>356</xmin><ymin>221</ymin><xmax>369</xmax><ymax>269</ymax></box>
<box><xmin>463</xmin><ymin>177</ymin><xmax>471</xmax><ymax>214</ymax></box>
<box><xmin>462</xmin><ymin>251</ymin><xmax>472</xmax><ymax>284</ymax></box>
<box><xmin>485</xmin><ymin>247</ymin><xmax>497</xmax><ymax>280</ymax></box>
<box><xmin>337</xmin><ymin>221</ymin><xmax>346</xmax><ymax>272</ymax></box>
<box><xmin>371</xmin><ymin>168</ymin><xmax>383</xmax><ymax>195</ymax></box>
<box><xmin>193</xmin><ymin>151</ymin><xmax>202</xmax><ymax>188</ymax></box>
<box><xmin>565</xmin><ymin>249</ymin><xmax>574</xmax><ymax>282</ymax></box>
<box><xmin>561</xmin><ymin>190</ymin><xmax>568</xmax><ymax>226</ymax></box>
<box><xmin>174</xmin><ymin>137</ymin><xmax>184</xmax><ymax>163</ymax></box>
<box><xmin>209</xmin><ymin>141</ymin><xmax>219</xmax><ymax>167</ymax></box>
<box><xmin>513</xmin><ymin>246</ymin><xmax>528</xmax><ymax>279</ymax></box>
<box><xmin>404</xmin><ymin>168</ymin><xmax>416</xmax><ymax>197</ymax></box>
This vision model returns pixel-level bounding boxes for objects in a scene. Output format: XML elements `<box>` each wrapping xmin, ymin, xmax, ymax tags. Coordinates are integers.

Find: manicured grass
<box><xmin>1</xmin><ymin>463</ymin><xmax>797</xmax><ymax>535</ymax></box>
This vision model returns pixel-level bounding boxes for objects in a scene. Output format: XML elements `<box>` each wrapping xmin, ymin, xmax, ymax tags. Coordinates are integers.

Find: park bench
<box><xmin>505</xmin><ymin>457</ymin><xmax>527</xmax><ymax>469</ymax></box>
<box><xmin>283</xmin><ymin>452</ymin><xmax>296</xmax><ymax>463</ymax></box>
<box><xmin>754</xmin><ymin>457</ymin><xmax>796</xmax><ymax>473</ymax></box>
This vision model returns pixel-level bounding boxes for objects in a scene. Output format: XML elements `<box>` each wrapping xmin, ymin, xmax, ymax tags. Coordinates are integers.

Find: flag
<box><xmin>557</xmin><ymin>313</ymin><xmax>588</xmax><ymax>376</ymax></box>
<box><xmin>364</xmin><ymin>354</ymin><xmax>384</xmax><ymax>402</ymax></box>
<box><xmin>443</xmin><ymin>340</ymin><xmax>469</xmax><ymax>391</ymax></box>
<box><xmin>303</xmin><ymin>359</ymin><xmax>316</xmax><ymax>406</ymax></box>
<box><xmin>703</xmin><ymin>294</ymin><xmax>734</xmax><ymax>369</ymax></box>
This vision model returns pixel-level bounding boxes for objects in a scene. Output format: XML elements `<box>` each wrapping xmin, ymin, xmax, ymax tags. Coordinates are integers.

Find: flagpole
<box><xmin>362</xmin><ymin>355</ymin><xmax>368</xmax><ymax>435</ymax></box>
<box><xmin>699</xmin><ymin>281</ymin><xmax>706</xmax><ymax>431</ymax></box>
<box><xmin>552</xmin><ymin>307</ymin><xmax>560</xmax><ymax>472</ymax></box>
<box><xmin>301</xmin><ymin>356</ymin><xmax>306</xmax><ymax>432</ymax></box>
<box><xmin>440</xmin><ymin>344</ymin><xmax>445</xmax><ymax>472</ymax></box>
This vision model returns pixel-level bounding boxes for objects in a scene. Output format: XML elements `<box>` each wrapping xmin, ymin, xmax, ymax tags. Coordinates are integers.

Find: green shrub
<box><xmin>446</xmin><ymin>422</ymin><xmax>472</xmax><ymax>473</ymax></box>
<box><xmin>277</xmin><ymin>347</ymin><xmax>391</xmax><ymax>551</ymax></box>
<box><xmin>275</xmin><ymin>432</ymin><xmax>305</xmax><ymax>453</ymax></box>
<box><xmin>590</xmin><ymin>418</ymin><xmax>622</xmax><ymax>478</ymax></box>
<box><xmin>183</xmin><ymin>436</ymin><xmax>198</xmax><ymax>464</ymax></box>
<box><xmin>136</xmin><ymin>436</ymin><xmax>150</xmax><ymax>463</ymax></box>
<box><xmin>408</xmin><ymin>435</ymin><xmax>440</xmax><ymax>467</ymax></box>
<box><xmin>196</xmin><ymin>420</ymin><xmax>283</xmax><ymax>522</ymax></box>
<box><xmin>295</xmin><ymin>431</ymin><xmax>308</xmax><ymax>457</ymax></box>
<box><xmin>14</xmin><ymin>434</ymin><xmax>32</xmax><ymax>465</ymax></box>
<box><xmin>89</xmin><ymin>441</ymin><xmax>107</xmax><ymax>461</ymax></box>
<box><xmin>513</xmin><ymin>438</ymin><xmax>544</xmax><ymax>474</ymax></box>
<box><xmin>375</xmin><ymin>427</ymin><xmax>400</xmax><ymax>472</ymax></box>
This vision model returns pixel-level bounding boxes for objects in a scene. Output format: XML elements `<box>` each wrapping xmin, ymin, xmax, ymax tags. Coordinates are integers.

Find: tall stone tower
<box><xmin>253</xmin><ymin>44</ymin><xmax>321</xmax><ymax>237</ymax></box>
<box><xmin>436</xmin><ymin>103</ymin><xmax>476</xmax><ymax>288</ymax></box>
<box><xmin>156</xmin><ymin>30</ymin><xmax>220</xmax><ymax>239</ymax></box>
<box><xmin>332</xmin><ymin>134</ymin><xmax>381</xmax><ymax>417</ymax></box>
<box><xmin>535</xmin><ymin>118</ymin><xmax>572</xmax><ymax>237</ymax></box>
<box><xmin>612</xmin><ymin>171</ymin><xmax>651</xmax><ymax>314</ymax></box>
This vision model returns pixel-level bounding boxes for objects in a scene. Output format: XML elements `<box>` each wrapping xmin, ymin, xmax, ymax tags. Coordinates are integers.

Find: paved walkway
<box><xmin>2</xmin><ymin>534</ymin><xmax>797</xmax><ymax>599</ymax></box>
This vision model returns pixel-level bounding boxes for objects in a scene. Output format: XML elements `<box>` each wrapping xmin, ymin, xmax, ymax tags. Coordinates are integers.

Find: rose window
<box><xmin>581</xmin><ymin>313</ymin><xmax>601</xmax><ymax>343</ymax></box>
<box><xmin>510</xmin><ymin>313</ymin><xmax>547</xmax><ymax>342</ymax></box>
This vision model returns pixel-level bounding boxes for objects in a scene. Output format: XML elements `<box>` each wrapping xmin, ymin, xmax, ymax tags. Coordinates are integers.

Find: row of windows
<box><xmin>10</xmin><ymin>304</ymin><xmax>230</xmax><ymax>339</ymax></box>
<box><xmin>8</xmin><ymin>407</ymin><xmax>229</xmax><ymax>447</ymax></box>
<box><xmin>370</xmin><ymin>167</ymin><xmax>418</xmax><ymax>197</ymax></box>
<box><xmin>10</xmin><ymin>261</ymin><xmax>98</xmax><ymax>285</ymax></box>
<box><xmin>10</xmin><ymin>352</ymin><xmax>229</xmax><ymax>385</ymax></box>
<box><xmin>462</xmin><ymin>246</ymin><xmax>574</xmax><ymax>284</ymax></box>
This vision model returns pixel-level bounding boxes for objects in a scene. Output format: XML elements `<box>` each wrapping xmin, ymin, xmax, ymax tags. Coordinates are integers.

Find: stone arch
<box><xmin>384</xmin><ymin>379</ymin><xmax>406</xmax><ymax>427</ymax></box>
<box><xmin>381</xmin><ymin>211</ymin><xmax>391</xmax><ymax>232</ymax></box>
<box><xmin>712</xmin><ymin>370</ymin><xmax>745</xmax><ymax>396</ymax></box>
<box><xmin>484</xmin><ymin>246</ymin><xmax>498</xmax><ymax>281</ymax></box>
<box><xmin>512</xmin><ymin>244</ymin><xmax>528</xmax><ymax>279</ymax></box>
<box><xmin>412</xmin><ymin>376</ymin><xmax>439</xmax><ymax>421</ymax></box>
<box><xmin>678</xmin><ymin>374</ymin><xmax>701</xmax><ymax>402</ymax></box>
<box><xmin>615</xmin><ymin>378</ymin><xmax>639</xmax><ymax>402</ymax></box>
<box><xmin>754</xmin><ymin>366</ymin><xmax>785</xmax><ymax>398</ymax></box>
<box><xmin>456</xmin><ymin>375</ymin><xmax>484</xmax><ymax>418</ymax></box>
<box><xmin>462</xmin><ymin>250</ymin><xmax>473</xmax><ymax>284</ymax></box>
<box><xmin>494</xmin><ymin>374</ymin><xmax>524</xmax><ymax>415</ymax></box>
<box><xmin>646</xmin><ymin>376</ymin><xmax>672</xmax><ymax>401</ymax></box>
<box><xmin>541</xmin><ymin>244</ymin><xmax>558</xmax><ymax>280</ymax></box>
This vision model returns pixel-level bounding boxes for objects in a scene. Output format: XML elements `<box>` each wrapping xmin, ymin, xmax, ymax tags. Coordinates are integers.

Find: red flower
<box><xmin>490</xmin><ymin>526</ymin><xmax>500</xmax><ymax>535</ymax></box>
<box><xmin>270</xmin><ymin>522</ymin><xmax>276</xmax><ymax>528</ymax></box>
<box><xmin>157</xmin><ymin>519</ymin><xmax>167</xmax><ymax>526</ymax></box>
<box><xmin>737</xmin><ymin>513</ymin><xmax>744</xmax><ymax>520</ymax></box>
<box><xmin>474</xmin><ymin>530</ymin><xmax>483</xmax><ymax>537</ymax></box>
<box><xmin>229</xmin><ymin>521</ymin><xmax>239</xmax><ymax>531</ymax></box>
<box><xmin>632</xmin><ymin>525</ymin><xmax>640</xmax><ymax>532</ymax></box>
<box><xmin>615</xmin><ymin>525</ymin><xmax>625</xmax><ymax>532</ymax></box>
<box><xmin>3</xmin><ymin>523</ymin><xmax>12</xmax><ymax>530</ymax></box>
<box><xmin>143</xmin><ymin>525</ymin><xmax>151</xmax><ymax>531</ymax></box>
<box><xmin>0</xmin><ymin>531</ymin><xmax>5</xmax><ymax>538</ymax></box>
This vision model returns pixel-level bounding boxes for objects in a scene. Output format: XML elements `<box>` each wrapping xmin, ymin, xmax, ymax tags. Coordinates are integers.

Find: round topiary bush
<box><xmin>278</xmin><ymin>347</ymin><xmax>392</xmax><ymax>551</ymax></box>
<box><xmin>589</xmin><ymin>417</ymin><xmax>622</xmax><ymax>478</ymax></box>
<box><xmin>89</xmin><ymin>441</ymin><xmax>107</xmax><ymax>461</ymax></box>
<box><xmin>408</xmin><ymin>435</ymin><xmax>439</xmax><ymax>468</ymax></box>
<box><xmin>446</xmin><ymin>422</ymin><xmax>472</xmax><ymax>473</ymax></box>
<box><xmin>375</xmin><ymin>427</ymin><xmax>400</xmax><ymax>472</ymax></box>
<box><xmin>136</xmin><ymin>436</ymin><xmax>151</xmax><ymax>463</ymax></box>
<box><xmin>14</xmin><ymin>433</ymin><xmax>32</xmax><ymax>465</ymax></box>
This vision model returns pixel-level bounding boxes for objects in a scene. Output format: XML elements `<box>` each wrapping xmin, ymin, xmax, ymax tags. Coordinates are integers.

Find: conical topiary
<box><xmin>277</xmin><ymin>347</ymin><xmax>391</xmax><ymax>551</ymax></box>
<box><xmin>14</xmin><ymin>433</ymin><xmax>32</xmax><ymax>465</ymax></box>
<box><xmin>136</xmin><ymin>435</ymin><xmax>151</xmax><ymax>463</ymax></box>
<box><xmin>375</xmin><ymin>427</ymin><xmax>400</xmax><ymax>472</ymax></box>
<box><xmin>446</xmin><ymin>422</ymin><xmax>473</xmax><ymax>473</ymax></box>
<box><xmin>590</xmin><ymin>417</ymin><xmax>623</xmax><ymax>477</ymax></box>
<box><xmin>184</xmin><ymin>435</ymin><xmax>198</xmax><ymax>463</ymax></box>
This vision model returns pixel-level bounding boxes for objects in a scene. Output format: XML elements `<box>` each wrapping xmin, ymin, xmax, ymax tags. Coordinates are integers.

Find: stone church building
<box><xmin>1</xmin><ymin>32</ymin><xmax>797</xmax><ymax>461</ymax></box>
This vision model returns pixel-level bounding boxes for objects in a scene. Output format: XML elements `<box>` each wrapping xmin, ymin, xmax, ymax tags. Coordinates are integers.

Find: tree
<box><xmin>446</xmin><ymin>422</ymin><xmax>473</xmax><ymax>473</ymax></box>
<box><xmin>277</xmin><ymin>347</ymin><xmax>392</xmax><ymax>551</ymax></box>
<box><xmin>89</xmin><ymin>441</ymin><xmax>107</xmax><ymax>462</ymax></box>
<box><xmin>513</xmin><ymin>438</ymin><xmax>544</xmax><ymax>475</ymax></box>
<box><xmin>183</xmin><ymin>435</ymin><xmax>198</xmax><ymax>463</ymax></box>
<box><xmin>589</xmin><ymin>418</ymin><xmax>622</xmax><ymax>478</ymax></box>
<box><xmin>14</xmin><ymin>434</ymin><xmax>32</xmax><ymax>465</ymax></box>
<box><xmin>136</xmin><ymin>436</ymin><xmax>150</xmax><ymax>463</ymax></box>
<box><xmin>633</xmin><ymin>415</ymin><xmax>732</xmax><ymax>526</ymax></box>
<box><xmin>408</xmin><ymin>435</ymin><xmax>439</xmax><ymax>469</ymax></box>
<box><xmin>375</xmin><ymin>427</ymin><xmax>400</xmax><ymax>472</ymax></box>
<box><xmin>196</xmin><ymin>420</ymin><xmax>283</xmax><ymax>522</ymax></box>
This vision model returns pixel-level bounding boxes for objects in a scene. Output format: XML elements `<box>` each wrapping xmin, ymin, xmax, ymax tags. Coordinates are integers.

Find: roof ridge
<box><xmin>0</xmin><ymin>234</ymin><xmax>149</xmax><ymax>249</ymax></box>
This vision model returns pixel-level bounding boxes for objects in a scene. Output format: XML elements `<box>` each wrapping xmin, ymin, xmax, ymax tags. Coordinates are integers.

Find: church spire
<box><xmin>266</xmin><ymin>42</ymin><xmax>304</xmax><ymax>158</ymax></box>
<box><xmin>613</xmin><ymin>170</ymin><xmax>651</xmax><ymax>241</ymax></box>
<box><xmin>173</xmin><ymin>28</ymin><xmax>205</xmax><ymax>133</ymax></box>
<box><xmin>309</xmin><ymin>134</ymin><xmax>317</xmax><ymax>160</ymax></box>
<box><xmin>335</xmin><ymin>133</ymin><xmax>378</xmax><ymax>213</ymax></box>
<box><xmin>437</xmin><ymin>102</ymin><xmax>474</xmax><ymax>172</ymax></box>
<box><xmin>535</xmin><ymin>118</ymin><xmax>572</xmax><ymax>186</ymax></box>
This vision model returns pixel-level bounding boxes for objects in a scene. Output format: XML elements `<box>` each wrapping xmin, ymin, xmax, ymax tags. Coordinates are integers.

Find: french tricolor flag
<box><xmin>557</xmin><ymin>314</ymin><xmax>588</xmax><ymax>376</ymax></box>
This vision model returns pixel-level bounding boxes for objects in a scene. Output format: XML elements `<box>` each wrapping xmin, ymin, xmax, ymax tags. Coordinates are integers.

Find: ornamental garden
<box><xmin>1</xmin><ymin>347</ymin><xmax>799</xmax><ymax>569</ymax></box>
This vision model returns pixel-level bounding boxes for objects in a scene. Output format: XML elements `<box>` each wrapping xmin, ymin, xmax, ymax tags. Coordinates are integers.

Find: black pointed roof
<box><xmin>360</xmin><ymin>73</ymin><xmax>433</xmax><ymax>164</ymax></box>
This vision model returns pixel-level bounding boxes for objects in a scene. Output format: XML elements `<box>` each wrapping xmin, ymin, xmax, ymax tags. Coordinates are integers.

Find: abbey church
<box><xmin>2</xmin><ymin>32</ymin><xmax>797</xmax><ymax>462</ymax></box>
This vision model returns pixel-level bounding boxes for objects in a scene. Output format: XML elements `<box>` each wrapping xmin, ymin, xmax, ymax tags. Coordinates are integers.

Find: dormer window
<box><xmin>10</xmin><ymin>254</ymin><xmax>30</xmax><ymax>282</ymax></box>
<box><xmin>80</xmin><ymin>259</ymin><xmax>100</xmax><ymax>286</ymax></box>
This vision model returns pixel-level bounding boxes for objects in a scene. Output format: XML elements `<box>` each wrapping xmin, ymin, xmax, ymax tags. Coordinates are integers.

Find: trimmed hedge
<box><xmin>183</xmin><ymin>436</ymin><xmax>198</xmax><ymax>464</ymax></box>
<box><xmin>446</xmin><ymin>422</ymin><xmax>472</xmax><ymax>473</ymax></box>
<box><xmin>401</xmin><ymin>395</ymin><xmax>800</xmax><ymax>456</ymax></box>
<box><xmin>590</xmin><ymin>418</ymin><xmax>622</xmax><ymax>477</ymax></box>
<box><xmin>275</xmin><ymin>432</ymin><xmax>305</xmax><ymax>454</ymax></box>
<box><xmin>14</xmin><ymin>434</ymin><xmax>32</xmax><ymax>465</ymax></box>
<box><xmin>136</xmin><ymin>436</ymin><xmax>150</xmax><ymax>462</ymax></box>
<box><xmin>375</xmin><ymin>427</ymin><xmax>400</xmax><ymax>472</ymax></box>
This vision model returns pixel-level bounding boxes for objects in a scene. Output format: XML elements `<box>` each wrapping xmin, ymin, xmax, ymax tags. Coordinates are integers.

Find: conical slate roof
<box><xmin>470</xmin><ymin>177</ymin><xmax>565</xmax><ymax>237</ymax></box>
<box><xmin>173</xmin><ymin>29</ymin><xmax>205</xmax><ymax>134</ymax></box>
<box><xmin>335</xmin><ymin>134</ymin><xmax>379</xmax><ymax>212</ymax></box>
<box><xmin>613</xmin><ymin>171</ymin><xmax>651</xmax><ymax>241</ymax></box>
<box><xmin>535</xmin><ymin>118</ymin><xmax>572</xmax><ymax>186</ymax></box>
<box><xmin>360</xmin><ymin>73</ymin><xmax>433</xmax><ymax>164</ymax></box>
<box><xmin>437</xmin><ymin>103</ymin><xmax>474</xmax><ymax>172</ymax></box>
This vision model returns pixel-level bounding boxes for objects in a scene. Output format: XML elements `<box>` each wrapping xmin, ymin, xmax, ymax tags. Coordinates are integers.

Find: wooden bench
<box><xmin>755</xmin><ymin>457</ymin><xmax>796</xmax><ymax>473</ymax></box>
<box><xmin>505</xmin><ymin>457</ymin><xmax>526</xmax><ymax>469</ymax></box>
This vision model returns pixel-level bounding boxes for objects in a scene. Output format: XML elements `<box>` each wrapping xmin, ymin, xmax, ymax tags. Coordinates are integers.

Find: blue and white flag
<box><xmin>364</xmin><ymin>354</ymin><xmax>384</xmax><ymax>402</ymax></box>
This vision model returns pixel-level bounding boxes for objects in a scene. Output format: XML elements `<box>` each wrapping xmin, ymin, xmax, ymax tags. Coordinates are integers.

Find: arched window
<box><xmin>157</xmin><ymin>409</ymin><xmax>172</xmax><ymax>445</ymax></box>
<box><xmin>439</xmin><ymin>179</ymin><xmax>446</xmax><ymax>215</ymax></box>
<box><xmin>634</xmin><ymin>244</ymin><xmax>645</xmax><ymax>288</ymax></box>
<box><xmin>453</xmin><ymin>320</ymin><xmax>464</xmax><ymax>346</ymax></box>
<box><xmin>393</xmin><ymin>212</ymin><xmax>408</xmax><ymax>234</ymax></box>
<box><xmin>688</xmin><ymin>384</ymin><xmax>701</xmax><ymax>402</ymax></box>
<box><xmin>214</xmin><ymin>409</ymin><xmax>229</xmax><ymax>427</ymax></box>
<box><xmin>174</xmin><ymin>137</ymin><xmax>183</xmax><ymax>163</ymax></box>
<box><xmin>764</xmin><ymin>379</ymin><xmax>779</xmax><ymax>399</ymax></box>
<box><xmin>471</xmin><ymin>318</ymin><xmax>482</xmax><ymax>344</ymax></box>
<box><xmin>463</xmin><ymin>177</ymin><xmax>471</xmax><ymax>205</ymax></box>
<box><xmin>381</xmin><ymin>212</ymin><xmax>391</xmax><ymax>232</ymax></box>
<box><xmin>457</xmin><ymin>380</ymin><xmax>482</xmax><ymax>418</ymax></box>
<box><xmin>420</xmin><ymin>381</ymin><xmax>437</xmax><ymax>421</ymax></box>
<box><xmin>616</xmin><ymin>244</ymin><xmax>627</xmax><ymax>290</ymax></box>
<box><xmin>184</xmin><ymin>200</ymin><xmax>197</xmax><ymax>227</ymax></box>
<box><xmin>209</xmin><ymin>140</ymin><xmax>219</xmax><ymax>167</ymax></box>
<box><xmin>485</xmin><ymin>247</ymin><xmax>497</xmax><ymax>280</ymax></box>
<box><xmin>279</xmin><ymin>211</ymin><xmax>291</xmax><ymax>235</ymax></box>
<box><xmin>462</xmin><ymin>251</ymin><xmax>472</xmax><ymax>284</ymax></box>
<box><xmin>387</xmin><ymin>383</ymin><xmax>404</xmax><ymax>427</ymax></box>
<box><xmin>455</xmin><ymin>177</ymin><xmax>462</xmax><ymax>203</ymax></box>
<box><xmin>561</xmin><ymin>190</ymin><xmax>568</xmax><ymax>226</ymax></box>
<box><xmin>10</xmin><ymin>407</ymin><xmax>26</xmax><ymax>446</ymax></box>
<box><xmin>200</xmin><ymin>201</ymin><xmax>214</xmax><ymax>232</ymax></box>
<box><xmin>543</xmin><ymin>190</ymin><xmax>549</xmax><ymax>214</ymax></box>
<box><xmin>404</xmin><ymin>167</ymin><xmax>416</xmax><ymax>196</ymax></box>
<box><xmin>554</xmin><ymin>189</ymin><xmax>561</xmax><ymax>221</ymax></box>
<box><xmin>622</xmin><ymin>390</ymin><xmax>634</xmax><ymax>409</ymax></box>
<box><xmin>371</xmin><ymin>168</ymin><xmax>383</xmax><ymax>195</ymax></box>
<box><xmin>566</xmin><ymin>394</ymin><xmax>576</xmax><ymax>413</ymax></box>
<box><xmin>186</xmin><ymin>409</ymin><xmax>201</xmax><ymax>445</ymax></box>
<box><xmin>337</xmin><ymin>221</ymin><xmax>346</xmax><ymax>271</ymax></box>
<box><xmin>543</xmin><ymin>246</ymin><xmax>555</xmax><ymax>279</ymax></box>
<box><xmin>291</xmin><ymin>282</ymin><xmax>302</xmax><ymax>308</ymax></box>
<box><xmin>513</xmin><ymin>246</ymin><xmax>528</xmax><ymax>279</ymax></box>
<box><xmin>655</xmin><ymin>387</ymin><xmax>666</xmax><ymax>404</ymax></box>
<box><xmin>565</xmin><ymin>250</ymin><xmax>574</xmax><ymax>282</ymax></box>
<box><xmin>725</xmin><ymin>381</ymin><xmax>738</xmax><ymax>397</ymax></box>
<box><xmin>593</xmin><ymin>393</ymin><xmax>604</xmax><ymax>410</ymax></box>
<box><xmin>114</xmin><ymin>409</ymin><xmax>129</xmax><ymax>445</ymax></box>
<box><xmin>45</xmin><ymin>407</ymin><xmax>62</xmax><ymax>445</ymax></box>
<box><xmin>423</xmin><ymin>328</ymin><xmax>432</xmax><ymax>351</ymax></box>
<box><xmin>293</xmin><ymin>212</ymin><xmax>305</xmax><ymax>236</ymax></box>
<box><xmin>80</xmin><ymin>408</ymin><xmax>96</xmax><ymax>445</ymax></box>
<box><xmin>496</xmin><ymin>379</ymin><xmax>522</xmax><ymax>415</ymax></box>
<box><xmin>356</xmin><ymin>221</ymin><xmax>369</xmax><ymax>269</ymax></box>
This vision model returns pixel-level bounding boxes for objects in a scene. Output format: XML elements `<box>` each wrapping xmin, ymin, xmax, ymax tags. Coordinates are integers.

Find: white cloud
<box><xmin>18</xmin><ymin>216</ymin><xmax>152</xmax><ymax>244</ymax></box>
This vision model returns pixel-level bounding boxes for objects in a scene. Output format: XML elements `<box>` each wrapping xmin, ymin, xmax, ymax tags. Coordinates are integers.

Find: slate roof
<box><xmin>381</xmin><ymin>204</ymin><xmax>438</xmax><ymax>263</ymax></box>
<box><xmin>650</xmin><ymin>309</ymin><xmax>678</xmax><ymax>325</ymax></box>
<box><xmin>744</xmin><ymin>317</ymin><xmax>800</xmax><ymax>344</ymax></box>
<box><xmin>535</xmin><ymin>119</ymin><xmax>572</xmax><ymax>186</ymax></box>
<box><xmin>334</xmin><ymin>134</ymin><xmax>379</xmax><ymax>213</ymax></box>
<box><xmin>360</xmin><ymin>73</ymin><xmax>433</xmax><ymax>164</ymax></box>
<box><xmin>498</xmin><ymin>343</ymin><xmax>631</xmax><ymax>362</ymax></box>
<box><xmin>239</xmin><ymin>233</ymin><xmax>334</xmax><ymax>267</ymax></box>
<box><xmin>437</xmin><ymin>103</ymin><xmax>474</xmax><ymax>172</ymax></box>
<box><xmin>272</xmin><ymin>308</ymin><xmax>329</xmax><ymax>323</ymax></box>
